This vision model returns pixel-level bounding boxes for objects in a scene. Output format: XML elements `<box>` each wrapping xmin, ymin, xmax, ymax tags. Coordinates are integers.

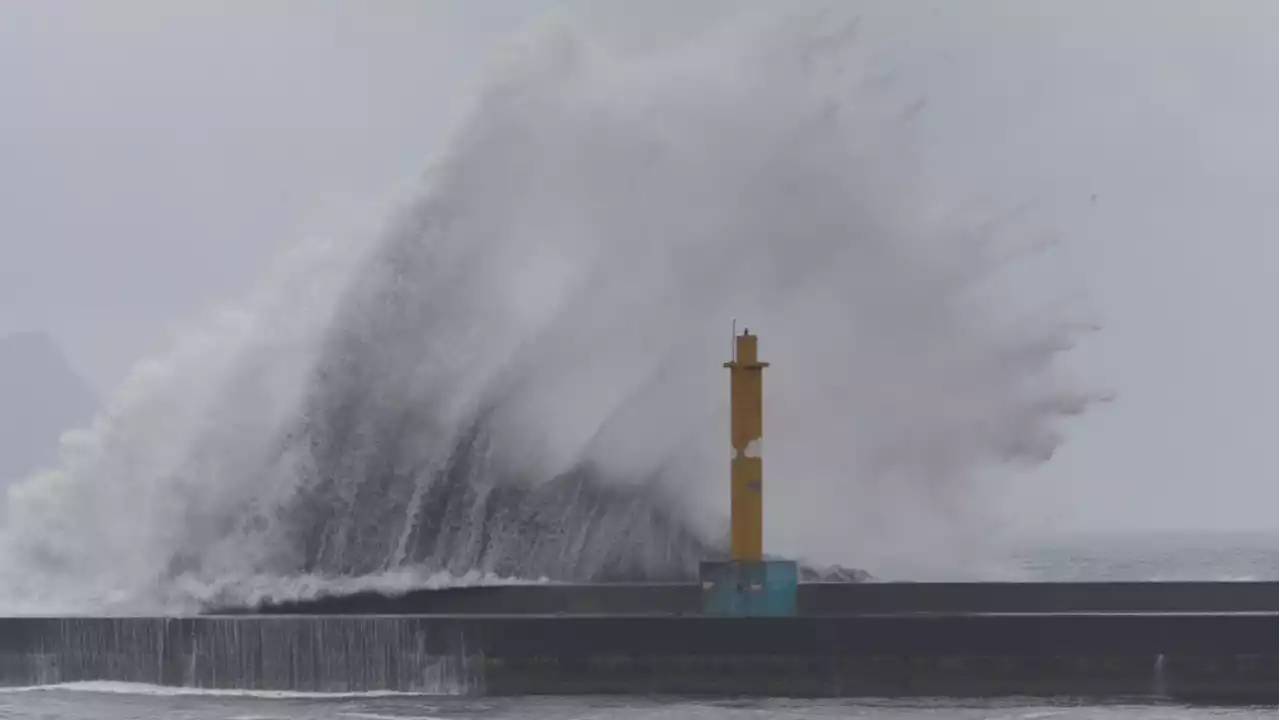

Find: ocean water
<box><xmin>0</xmin><ymin>533</ymin><xmax>1273</xmax><ymax>720</ymax></box>
<box><xmin>1002</xmin><ymin>532</ymin><xmax>1277</xmax><ymax>583</ymax></box>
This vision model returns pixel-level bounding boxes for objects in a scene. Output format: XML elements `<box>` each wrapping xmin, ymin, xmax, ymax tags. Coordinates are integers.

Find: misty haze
<box><xmin>0</xmin><ymin>0</ymin><xmax>1274</xmax><ymax>619</ymax></box>
<box><xmin>0</xmin><ymin>3</ymin><xmax>1275</xmax><ymax>716</ymax></box>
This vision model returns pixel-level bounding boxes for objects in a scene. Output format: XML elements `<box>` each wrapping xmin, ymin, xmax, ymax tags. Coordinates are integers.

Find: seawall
<box><xmin>0</xmin><ymin>613</ymin><xmax>1274</xmax><ymax>701</ymax></box>
<box><xmin>216</xmin><ymin>580</ymin><xmax>1280</xmax><ymax>616</ymax></box>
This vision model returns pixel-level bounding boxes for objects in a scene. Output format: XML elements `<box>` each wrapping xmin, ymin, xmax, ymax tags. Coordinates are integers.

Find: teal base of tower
<box><xmin>698</xmin><ymin>560</ymin><xmax>798</xmax><ymax>616</ymax></box>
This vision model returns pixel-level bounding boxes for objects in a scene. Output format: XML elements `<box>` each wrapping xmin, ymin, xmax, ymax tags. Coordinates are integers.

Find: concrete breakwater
<box><xmin>0</xmin><ymin>613</ymin><xmax>1274</xmax><ymax>701</ymax></box>
<box><xmin>217</xmin><ymin>580</ymin><xmax>1280</xmax><ymax>616</ymax></box>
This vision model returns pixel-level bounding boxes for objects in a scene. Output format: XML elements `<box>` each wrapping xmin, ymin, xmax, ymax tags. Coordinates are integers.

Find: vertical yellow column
<box><xmin>724</xmin><ymin>329</ymin><xmax>768</xmax><ymax>562</ymax></box>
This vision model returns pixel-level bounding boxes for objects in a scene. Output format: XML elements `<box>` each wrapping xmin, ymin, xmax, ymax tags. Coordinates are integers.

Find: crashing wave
<box><xmin>0</xmin><ymin>8</ymin><xmax>1095</xmax><ymax>613</ymax></box>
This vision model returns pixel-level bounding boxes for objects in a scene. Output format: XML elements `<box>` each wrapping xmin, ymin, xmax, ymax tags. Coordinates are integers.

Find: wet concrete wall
<box><xmin>0</xmin><ymin>614</ymin><xmax>1273</xmax><ymax>702</ymax></box>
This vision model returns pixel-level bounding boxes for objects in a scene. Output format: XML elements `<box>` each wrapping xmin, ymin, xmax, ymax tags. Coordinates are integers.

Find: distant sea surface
<box><xmin>1</xmin><ymin>532</ymin><xmax>1274</xmax><ymax>720</ymax></box>
<box><xmin>1002</xmin><ymin>531</ymin><xmax>1276</xmax><ymax>582</ymax></box>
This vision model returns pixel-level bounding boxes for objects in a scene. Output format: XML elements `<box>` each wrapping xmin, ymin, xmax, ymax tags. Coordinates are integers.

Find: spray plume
<box><xmin>0</xmin><ymin>9</ymin><xmax>1098</xmax><ymax>613</ymax></box>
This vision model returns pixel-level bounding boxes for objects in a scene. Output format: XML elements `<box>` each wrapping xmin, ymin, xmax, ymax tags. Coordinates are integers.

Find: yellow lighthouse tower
<box><xmin>726</xmin><ymin>328</ymin><xmax>767</xmax><ymax>561</ymax></box>
<box><xmin>699</xmin><ymin>327</ymin><xmax>798</xmax><ymax>616</ymax></box>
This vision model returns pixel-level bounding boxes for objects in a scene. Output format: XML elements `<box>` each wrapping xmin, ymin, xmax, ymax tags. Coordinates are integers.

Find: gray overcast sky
<box><xmin>0</xmin><ymin>1</ymin><xmax>1274</xmax><ymax>533</ymax></box>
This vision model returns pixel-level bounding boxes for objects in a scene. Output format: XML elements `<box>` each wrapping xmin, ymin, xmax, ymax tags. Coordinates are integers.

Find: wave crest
<box><xmin>0</xmin><ymin>9</ymin><xmax>1097</xmax><ymax>613</ymax></box>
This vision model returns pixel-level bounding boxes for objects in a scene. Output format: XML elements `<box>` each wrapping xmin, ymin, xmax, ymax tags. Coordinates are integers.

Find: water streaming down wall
<box><xmin>0</xmin><ymin>615</ymin><xmax>1273</xmax><ymax>699</ymax></box>
<box><xmin>0</xmin><ymin>618</ymin><xmax>479</xmax><ymax>693</ymax></box>
<box><xmin>0</xmin><ymin>9</ymin><xmax>1102</xmax><ymax>614</ymax></box>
